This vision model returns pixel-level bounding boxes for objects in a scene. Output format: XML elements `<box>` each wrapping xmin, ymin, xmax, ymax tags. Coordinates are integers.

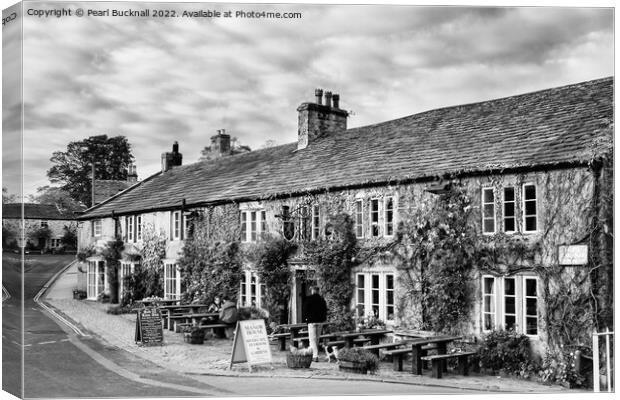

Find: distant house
<box><xmin>76</xmin><ymin>79</ymin><xmax>613</xmax><ymax>354</ymax></box>
<box><xmin>2</xmin><ymin>203</ymin><xmax>78</xmax><ymax>251</ymax></box>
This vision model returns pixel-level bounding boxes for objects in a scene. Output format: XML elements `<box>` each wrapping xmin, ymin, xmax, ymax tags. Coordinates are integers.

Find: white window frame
<box><xmin>127</xmin><ymin>216</ymin><xmax>134</xmax><ymax>242</ymax></box>
<box><xmin>93</xmin><ymin>219</ymin><xmax>102</xmax><ymax>237</ymax></box>
<box><xmin>311</xmin><ymin>205</ymin><xmax>320</xmax><ymax>240</ymax></box>
<box><xmin>172</xmin><ymin>211</ymin><xmax>182</xmax><ymax>240</ymax></box>
<box><xmin>119</xmin><ymin>261</ymin><xmax>138</xmax><ymax>302</ymax></box>
<box><xmin>163</xmin><ymin>262</ymin><xmax>181</xmax><ymax>300</ymax></box>
<box><xmin>384</xmin><ymin>197</ymin><xmax>395</xmax><ymax>237</ymax></box>
<box><xmin>502</xmin><ymin>187</ymin><xmax>516</xmax><ymax>234</ymax></box>
<box><xmin>354</xmin><ymin>200</ymin><xmax>364</xmax><ymax>239</ymax></box>
<box><xmin>354</xmin><ymin>271</ymin><xmax>395</xmax><ymax>323</ymax></box>
<box><xmin>481</xmin><ymin>188</ymin><xmax>496</xmax><ymax>235</ymax></box>
<box><xmin>240</xmin><ymin>209</ymin><xmax>266</xmax><ymax>242</ymax></box>
<box><xmin>370</xmin><ymin>199</ymin><xmax>380</xmax><ymax>237</ymax></box>
<box><xmin>522</xmin><ymin>183</ymin><xmax>538</xmax><ymax>233</ymax></box>
<box><xmin>239</xmin><ymin>270</ymin><xmax>264</xmax><ymax>308</ymax></box>
<box><xmin>523</xmin><ymin>276</ymin><xmax>539</xmax><ymax>337</ymax></box>
<box><xmin>136</xmin><ymin>215</ymin><xmax>142</xmax><ymax>241</ymax></box>
<box><xmin>482</xmin><ymin>275</ymin><xmax>497</xmax><ymax>332</ymax></box>
<box><xmin>86</xmin><ymin>258</ymin><xmax>107</xmax><ymax>300</ymax></box>
<box><xmin>481</xmin><ymin>275</ymin><xmax>539</xmax><ymax>338</ymax></box>
<box><xmin>40</xmin><ymin>220</ymin><xmax>49</xmax><ymax>228</ymax></box>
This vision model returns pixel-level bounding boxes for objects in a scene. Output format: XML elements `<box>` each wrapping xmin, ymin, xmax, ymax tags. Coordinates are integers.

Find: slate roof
<box><xmin>3</xmin><ymin>203</ymin><xmax>77</xmax><ymax>220</ymax></box>
<box><xmin>80</xmin><ymin>77</ymin><xmax>613</xmax><ymax>219</ymax></box>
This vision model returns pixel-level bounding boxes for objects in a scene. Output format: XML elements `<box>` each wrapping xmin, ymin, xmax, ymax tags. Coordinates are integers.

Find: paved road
<box><xmin>3</xmin><ymin>254</ymin><xmax>472</xmax><ymax>398</ymax></box>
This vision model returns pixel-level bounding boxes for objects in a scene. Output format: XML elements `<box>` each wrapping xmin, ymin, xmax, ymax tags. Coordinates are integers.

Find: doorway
<box><xmin>294</xmin><ymin>270</ymin><xmax>317</xmax><ymax>323</ymax></box>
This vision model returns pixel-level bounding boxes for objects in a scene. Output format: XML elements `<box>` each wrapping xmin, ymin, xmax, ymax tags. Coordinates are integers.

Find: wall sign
<box><xmin>229</xmin><ymin>319</ymin><xmax>272</xmax><ymax>372</ymax></box>
<box><xmin>135</xmin><ymin>307</ymin><xmax>164</xmax><ymax>346</ymax></box>
<box><xmin>558</xmin><ymin>245</ymin><xmax>588</xmax><ymax>266</ymax></box>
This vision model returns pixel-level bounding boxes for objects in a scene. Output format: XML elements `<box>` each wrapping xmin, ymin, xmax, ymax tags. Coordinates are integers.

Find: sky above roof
<box><xmin>2</xmin><ymin>1</ymin><xmax>614</xmax><ymax>199</ymax></box>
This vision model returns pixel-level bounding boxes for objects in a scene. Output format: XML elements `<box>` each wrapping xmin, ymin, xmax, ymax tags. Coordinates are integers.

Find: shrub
<box><xmin>337</xmin><ymin>347</ymin><xmax>380</xmax><ymax>373</ymax></box>
<box><xmin>478</xmin><ymin>329</ymin><xmax>531</xmax><ymax>373</ymax></box>
<box><xmin>539</xmin><ymin>347</ymin><xmax>586</xmax><ymax>388</ymax></box>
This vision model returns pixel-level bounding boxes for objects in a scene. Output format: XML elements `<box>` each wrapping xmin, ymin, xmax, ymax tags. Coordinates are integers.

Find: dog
<box><xmin>324</xmin><ymin>345</ymin><xmax>340</xmax><ymax>363</ymax></box>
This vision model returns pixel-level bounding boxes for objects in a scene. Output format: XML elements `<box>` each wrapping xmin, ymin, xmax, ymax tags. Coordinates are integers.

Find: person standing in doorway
<box><xmin>303</xmin><ymin>286</ymin><xmax>328</xmax><ymax>362</ymax></box>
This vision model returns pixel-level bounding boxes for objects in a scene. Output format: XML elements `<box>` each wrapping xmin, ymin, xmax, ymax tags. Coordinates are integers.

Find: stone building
<box><xmin>76</xmin><ymin>78</ymin><xmax>613</xmax><ymax>353</ymax></box>
<box><xmin>2</xmin><ymin>203</ymin><xmax>78</xmax><ymax>251</ymax></box>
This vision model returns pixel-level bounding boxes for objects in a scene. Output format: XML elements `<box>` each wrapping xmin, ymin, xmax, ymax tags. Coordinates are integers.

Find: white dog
<box><xmin>324</xmin><ymin>345</ymin><xmax>340</xmax><ymax>363</ymax></box>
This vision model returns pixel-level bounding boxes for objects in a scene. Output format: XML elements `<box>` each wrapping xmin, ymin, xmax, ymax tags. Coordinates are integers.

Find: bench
<box><xmin>269</xmin><ymin>332</ymin><xmax>291</xmax><ymax>351</ymax></box>
<box><xmin>420</xmin><ymin>351</ymin><xmax>476</xmax><ymax>378</ymax></box>
<box><xmin>352</xmin><ymin>337</ymin><xmax>370</xmax><ymax>347</ymax></box>
<box><xmin>382</xmin><ymin>344</ymin><xmax>438</xmax><ymax>371</ymax></box>
<box><xmin>363</xmin><ymin>341</ymin><xmax>411</xmax><ymax>355</ymax></box>
<box><xmin>325</xmin><ymin>340</ymin><xmax>346</xmax><ymax>349</ymax></box>
<box><xmin>198</xmin><ymin>323</ymin><xmax>229</xmax><ymax>338</ymax></box>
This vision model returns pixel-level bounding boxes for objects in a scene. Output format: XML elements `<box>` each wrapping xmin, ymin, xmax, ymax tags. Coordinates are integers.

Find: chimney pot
<box><xmin>324</xmin><ymin>91</ymin><xmax>332</xmax><ymax>107</ymax></box>
<box><xmin>332</xmin><ymin>94</ymin><xmax>340</xmax><ymax>109</ymax></box>
<box><xmin>173</xmin><ymin>141</ymin><xmax>179</xmax><ymax>153</ymax></box>
<box><xmin>315</xmin><ymin>88</ymin><xmax>323</xmax><ymax>105</ymax></box>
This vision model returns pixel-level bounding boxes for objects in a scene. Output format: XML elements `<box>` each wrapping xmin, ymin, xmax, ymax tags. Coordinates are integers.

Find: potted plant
<box><xmin>183</xmin><ymin>325</ymin><xmax>205</xmax><ymax>345</ymax></box>
<box><xmin>338</xmin><ymin>347</ymin><xmax>380</xmax><ymax>374</ymax></box>
<box><xmin>286</xmin><ymin>345</ymin><xmax>313</xmax><ymax>369</ymax></box>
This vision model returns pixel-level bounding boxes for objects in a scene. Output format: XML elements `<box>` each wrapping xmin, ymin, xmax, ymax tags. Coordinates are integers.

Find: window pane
<box><xmin>504</xmin><ymin>278</ymin><xmax>515</xmax><ymax>295</ymax></box>
<box><xmin>504</xmin><ymin>202</ymin><xmax>515</xmax><ymax>217</ymax></box>
<box><xmin>504</xmin><ymin>187</ymin><xmax>515</xmax><ymax>202</ymax></box>
<box><xmin>484</xmin><ymin>219</ymin><xmax>495</xmax><ymax>233</ymax></box>
<box><xmin>483</xmin><ymin>189</ymin><xmax>494</xmax><ymax>203</ymax></box>
<box><xmin>505</xmin><ymin>316</ymin><xmax>516</xmax><ymax>330</ymax></box>
<box><xmin>525</xmin><ymin>217</ymin><xmax>537</xmax><ymax>231</ymax></box>
<box><xmin>526</xmin><ymin>279</ymin><xmax>537</xmax><ymax>296</ymax></box>
<box><xmin>526</xmin><ymin>318</ymin><xmax>538</xmax><ymax>335</ymax></box>
<box><xmin>386</xmin><ymin>275</ymin><xmax>394</xmax><ymax>289</ymax></box>
<box><xmin>387</xmin><ymin>291</ymin><xmax>394</xmax><ymax>305</ymax></box>
<box><xmin>505</xmin><ymin>297</ymin><xmax>515</xmax><ymax>314</ymax></box>
<box><xmin>504</xmin><ymin>219</ymin><xmax>515</xmax><ymax>232</ymax></box>
<box><xmin>484</xmin><ymin>204</ymin><xmax>495</xmax><ymax>216</ymax></box>
<box><xmin>484</xmin><ymin>314</ymin><xmax>493</xmax><ymax>330</ymax></box>
<box><xmin>483</xmin><ymin>278</ymin><xmax>494</xmax><ymax>294</ymax></box>
<box><xmin>524</xmin><ymin>185</ymin><xmax>536</xmax><ymax>200</ymax></box>
<box><xmin>357</xmin><ymin>275</ymin><xmax>365</xmax><ymax>288</ymax></box>
<box><xmin>526</xmin><ymin>298</ymin><xmax>537</xmax><ymax>316</ymax></box>
<box><xmin>484</xmin><ymin>296</ymin><xmax>493</xmax><ymax>312</ymax></box>
<box><xmin>525</xmin><ymin>201</ymin><xmax>536</xmax><ymax>215</ymax></box>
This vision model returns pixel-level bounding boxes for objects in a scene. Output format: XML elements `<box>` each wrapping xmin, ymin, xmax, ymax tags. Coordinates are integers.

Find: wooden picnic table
<box><xmin>408</xmin><ymin>335</ymin><xmax>462</xmax><ymax>375</ymax></box>
<box><xmin>137</xmin><ymin>298</ymin><xmax>179</xmax><ymax>307</ymax></box>
<box><xmin>336</xmin><ymin>329</ymin><xmax>393</xmax><ymax>347</ymax></box>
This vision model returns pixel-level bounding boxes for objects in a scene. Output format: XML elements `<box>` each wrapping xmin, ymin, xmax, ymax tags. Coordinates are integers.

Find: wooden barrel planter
<box><xmin>286</xmin><ymin>353</ymin><xmax>313</xmax><ymax>369</ymax></box>
<box><xmin>338</xmin><ymin>360</ymin><xmax>368</xmax><ymax>374</ymax></box>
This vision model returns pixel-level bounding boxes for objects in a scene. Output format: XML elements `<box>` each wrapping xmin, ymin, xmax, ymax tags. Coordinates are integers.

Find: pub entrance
<box><xmin>291</xmin><ymin>268</ymin><xmax>317</xmax><ymax>323</ymax></box>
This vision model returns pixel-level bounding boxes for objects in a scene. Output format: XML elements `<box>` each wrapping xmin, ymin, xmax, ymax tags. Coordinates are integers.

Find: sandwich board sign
<box><xmin>134</xmin><ymin>307</ymin><xmax>164</xmax><ymax>346</ymax></box>
<box><xmin>229</xmin><ymin>319</ymin><xmax>272</xmax><ymax>371</ymax></box>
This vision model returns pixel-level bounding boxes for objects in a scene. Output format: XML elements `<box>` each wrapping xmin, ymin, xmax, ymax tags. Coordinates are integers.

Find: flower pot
<box><xmin>184</xmin><ymin>332</ymin><xmax>205</xmax><ymax>345</ymax></box>
<box><xmin>338</xmin><ymin>360</ymin><xmax>368</xmax><ymax>374</ymax></box>
<box><xmin>287</xmin><ymin>353</ymin><xmax>313</xmax><ymax>369</ymax></box>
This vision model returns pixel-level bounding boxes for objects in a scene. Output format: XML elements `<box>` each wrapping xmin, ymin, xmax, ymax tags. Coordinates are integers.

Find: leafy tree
<box><xmin>60</xmin><ymin>225</ymin><xmax>78</xmax><ymax>250</ymax></box>
<box><xmin>29</xmin><ymin>186</ymin><xmax>85</xmax><ymax>212</ymax></box>
<box><xmin>2</xmin><ymin>187</ymin><xmax>17</xmax><ymax>204</ymax></box>
<box><xmin>47</xmin><ymin>135</ymin><xmax>134</xmax><ymax>207</ymax></box>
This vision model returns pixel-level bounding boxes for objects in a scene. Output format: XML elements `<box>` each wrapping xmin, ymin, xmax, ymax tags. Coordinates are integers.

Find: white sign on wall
<box><xmin>558</xmin><ymin>245</ymin><xmax>588</xmax><ymax>266</ymax></box>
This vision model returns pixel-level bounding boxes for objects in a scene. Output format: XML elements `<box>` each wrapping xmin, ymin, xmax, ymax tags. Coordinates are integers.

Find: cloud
<box><xmin>7</xmin><ymin>3</ymin><xmax>613</xmax><ymax>197</ymax></box>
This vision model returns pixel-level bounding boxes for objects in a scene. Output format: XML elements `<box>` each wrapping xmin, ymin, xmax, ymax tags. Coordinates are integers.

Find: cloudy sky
<box><xmin>2</xmin><ymin>1</ymin><xmax>614</xmax><ymax>199</ymax></box>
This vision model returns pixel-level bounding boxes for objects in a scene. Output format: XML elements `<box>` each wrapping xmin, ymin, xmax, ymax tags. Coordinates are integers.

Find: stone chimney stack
<box><xmin>127</xmin><ymin>164</ymin><xmax>138</xmax><ymax>183</ymax></box>
<box><xmin>297</xmin><ymin>88</ymin><xmax>348</xmax><ymax>150</ymax></box>
<box><xmin>210</xmin><ymin>129</ymin><xmax>231</xmax><ymax>158</ymax></box>
<box><xmin>161</xmin><ymin>141</ymin><xmax>183</xmax><ymax>172</ymax></box>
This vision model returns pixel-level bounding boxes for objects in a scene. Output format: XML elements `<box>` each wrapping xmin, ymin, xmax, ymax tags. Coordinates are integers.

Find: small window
<box><xmin>356</xmin><ymin>274</ymin><xmax>365</xmax><ymax>318</ymax></box>
<box><xmin>240</xmin><ymin>274</ymin><xmax>247</xmax><ymax>305</ymax></box>
<box><xmin>386</xmin><ymin>274</ymin><xmax>395</xmax><ymax>321</ymax></box>
<box><xmin>171</xmin><ymin>211</ymin><xmax>182</xmax><ymax>240</ymax></box>
<box><xmin>503</xmin><ymin>277</ymin><xmax>516</xmax><ymax>330</ymax></box>
<box><xmin>250</xmin><ymin>211</ymin><xmax>258</xmax><ymax>242</ymax></box>
<box><xmin>40</xmin><ymin>220</ymin><xmax>49</xmax><ymax>228</ymax></box>
<box><xmin>311</xmin><ymin>205</ymin><xmax>320</xmax><ymax>240</ymax></box>
<box><xmin>370</xmin><ymin>199</ymin><xmax>380</xmax><ymax>237</ymax></box>
<box><xmin>127</xmin><ymin>216</ymin><xmax>134</xmax><ymax>242</ymax></box>
<box><xmin>482</xmin><ymin>188</ymin><xmax>495</xmax><ymax>234</ymax></box>
<box><xmin>385</xmin><ymin>197</ymin><xmax>394</xmax><ymax>236</ymax></box>
<box><xmin>136</xmin><ymin>215</ymin><xmax>142</xmax><ymax>241</ymax></box>
<box><xmin>240</xmin><ymin>212</ymin><xmax>247</xmax><ymax>242</ymax></box>
<box><xmin>355</xmin><ymin>200</ymin><xmax>364</xmax><ymax>238</ymax></box>
<box><xmin>503</xmin><ymin>187</ymin><xmax>516</xmax><ymax>233</ymax></box>
<box><xmin>482</xmin><ymin>276</ymin><xmax>495</xmax><ymax>331</ymax></box>
<box><xmin>164</xmin><ymin>263</ymin><xmax>180</xmax><ymax>300</ymax></box>
<box><xmin>524</xmin><ymin>277</ymin><xmax>538</xmax><ymax>335</ymax></box>
<box><xmin>93</xmin><ymin>219</ymin><xmax>102</xmax><ymax>237</ymax></box>
<box><xmin>371</xmin><ymin>274</ymin><xmax>380</xmax><ymax>317</ymax></box>
<box><xmin>523</xmin><ymin>184</ymin><xmax>538</xmax><ymax>233</ymax></box>
<box><xmin>261</xmin><ymin>211</ymin><xmax>267</xmax><ymax>235</ymax></box>
<box><xmin>282</xmin><ymin>206</ymin><xmax>295</xmax><ymax>241</ymax></box>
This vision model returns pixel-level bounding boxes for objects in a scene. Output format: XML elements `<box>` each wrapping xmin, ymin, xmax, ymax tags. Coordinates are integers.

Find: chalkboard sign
<box><xmin>135</xmin><ymin>307</ymin><xmax>164</xmax><ymax>346</ymax></box>
<box><xmin>229</xmin><ymin>319</ymin><xmax>272</xmax><ymax>371</ymax></box>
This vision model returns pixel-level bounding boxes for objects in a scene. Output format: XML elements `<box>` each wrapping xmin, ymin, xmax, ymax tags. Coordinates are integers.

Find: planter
<box><xmin>286</xmin><ymin>353</ymin><xmax>313</xmax><ymax>369</ymax></box>
<box><xmin>338</xmin><ymin>360</ymin><xmax>368</xmax><ymax>374</ymax></box>
<box><xmin>184</xmin><ymin>332</ymin><xmax>205</xmax><ymax>345</ymax></box>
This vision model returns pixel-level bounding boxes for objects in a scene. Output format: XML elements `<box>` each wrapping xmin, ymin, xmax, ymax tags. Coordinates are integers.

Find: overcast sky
<box><xmin>1</xmin><ymin>1</ymin><xmax>614</xmax><ymax>199</ymax></box>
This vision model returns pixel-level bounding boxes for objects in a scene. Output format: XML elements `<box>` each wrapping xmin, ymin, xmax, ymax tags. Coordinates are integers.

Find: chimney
<box><xmin>297</xmin><ymin>89</ymin><xmax>348</xmax><ymax>150</ymax></box>
<box><xmin>127</xmin><ymin>164</ymin><xmax>138</xmax><ymax>183</ymax></box>
<box><xmin>210</xmin><ymin>129</ymin><xmax>231</xmax><ymax>158</ymax></box>
<box><xmin>161</xmin><ymin>141</ymin><xmax>183</xmax><ymax>172</ymax></box>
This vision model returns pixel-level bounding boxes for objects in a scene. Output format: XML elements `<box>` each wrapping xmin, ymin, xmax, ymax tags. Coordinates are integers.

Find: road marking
<box><xmin>37</xmin><ymin>340</ymin><xmax>57</xmax><ymax>345</ymax></box>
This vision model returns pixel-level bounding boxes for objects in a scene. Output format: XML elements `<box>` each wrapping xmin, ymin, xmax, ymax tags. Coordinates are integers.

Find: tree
<box><xmin>29</xmin><ymin>186</ymin><xmax>84</xmax><ymax>212</ymax></box>
<box><xmin>2</xmin><ymin>187</ymin><xmax>17</xmax><ymax>204</ymax></box>
<box><xmin>47</xmin><ymin>135</ymin><xmax>134</xmax><ymax>207</ymax></box>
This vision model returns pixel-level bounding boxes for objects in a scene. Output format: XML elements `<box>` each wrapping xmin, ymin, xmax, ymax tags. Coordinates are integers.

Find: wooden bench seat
<box><xmin>363</xmin><ymin>341</ymin><xmax>410</xmax><ymax>355</ymax></box>
<box><xmin>325</xmin><ymin>340</ymin><xmax>346</xmax><ymax>348</ymax></box>
<box><xmin>382</xmin><ymin>344</ymin><xmax>438</xmax><ymax>371</ymax></box>
<box><xmin>269</xmin><ymin>332</ymin><xmax>291</xmax><ymax>351</ymax></box>
<box><xmin>421</xmin><ymin>351</ymin><xmax>476</xmax><ymax>378</ymax></box>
